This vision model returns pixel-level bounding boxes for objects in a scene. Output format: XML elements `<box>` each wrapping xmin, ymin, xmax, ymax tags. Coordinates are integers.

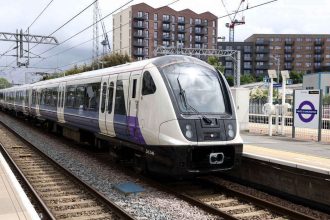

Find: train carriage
<box><xmin>0</xmin><ymin>55</ymin><xmax>243</xmax><ymax>176</ymax></box>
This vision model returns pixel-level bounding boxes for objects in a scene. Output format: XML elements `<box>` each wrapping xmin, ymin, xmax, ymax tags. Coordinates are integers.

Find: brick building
<box><xmin>113</xmin><ymin>3</ymin><xmax>218</xmax><ymax>60</ymax></box>
<box><xmin>218</xmin><ymin>34</ymin><xmax>330</xmax><ymax>77</ymax></box>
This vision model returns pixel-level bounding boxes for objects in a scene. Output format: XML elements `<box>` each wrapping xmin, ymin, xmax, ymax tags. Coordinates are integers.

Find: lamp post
<box><xmin>270</xmin><ymin>54</ymin><xmax>280</xmax><ymax>103</ymax></box>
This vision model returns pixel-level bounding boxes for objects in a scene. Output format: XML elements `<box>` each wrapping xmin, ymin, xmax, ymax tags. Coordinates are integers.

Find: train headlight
<box><xmin>227</xmin><ymin>123</ymin><xmax>235</xmax><ymax>138</ymax></box>
<box><xmin>185</xmin><ymin>124</ymin><xmax>193</xmax><ymax>138</ymax></box>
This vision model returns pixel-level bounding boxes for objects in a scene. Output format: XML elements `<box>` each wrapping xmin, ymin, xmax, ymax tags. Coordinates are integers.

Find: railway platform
<box><xmin>0</xmin><ymin>152</ymin><xmax>39</xmax><ymax>220</ymax></box>
<box><xmin>241</xmin><ymin>132</ymin><xmax>330</xmax><ymax>174</ymax></box>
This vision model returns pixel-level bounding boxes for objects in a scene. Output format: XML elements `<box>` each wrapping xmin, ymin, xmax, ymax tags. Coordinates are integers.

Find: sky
<box><xmin>0</xmin><ymin>0</ymin><xmax>329</xmax><ymax>84</ymax></box>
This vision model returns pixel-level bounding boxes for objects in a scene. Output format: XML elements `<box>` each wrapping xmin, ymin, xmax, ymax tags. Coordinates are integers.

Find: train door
<box><xmin>57</xmin><ymin>82</ymin><xmax>66</xmax><ymax>123</ymax></box>
<box><xmin>99</xmin><ymin>77</ymin><xmax>109</xmax><ymax>134</ymax></box>
<box><xmin>128</xmin><ymin>71</ymin><xmax>142</xmax><ymax>143</ymax></box>
<box><xmin>36</xmin><ymin>89</ymin><xmax>41</xmax><ymax>116</ymax></box>
<box><xmin>105</xmin><ymin>75</ymin><xmax>117</xmax><ymax>137</ymax></box>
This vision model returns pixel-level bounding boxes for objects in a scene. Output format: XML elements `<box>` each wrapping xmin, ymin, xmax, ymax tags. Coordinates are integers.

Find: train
<box><xmin>0</xmin><ymin>55</ymin><xmax>243</xmax><ymax>176</ymax></box>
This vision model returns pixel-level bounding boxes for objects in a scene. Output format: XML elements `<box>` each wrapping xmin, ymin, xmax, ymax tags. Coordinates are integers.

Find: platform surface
<box><xmin>241</xmin><ymin>132</ymin><xmax>330</xmax><ymax>174</ymax></box>
<box><xmin>0</xmin><ymin>153</ymin><xmax>40</xmax><ymax>220</ymax></box>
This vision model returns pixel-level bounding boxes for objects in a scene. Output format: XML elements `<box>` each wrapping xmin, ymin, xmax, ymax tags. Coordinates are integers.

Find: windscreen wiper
<box><xmin>177</xmin><ymin>77</ymin><xmax>212</xmax><ymax>124</ymax></box>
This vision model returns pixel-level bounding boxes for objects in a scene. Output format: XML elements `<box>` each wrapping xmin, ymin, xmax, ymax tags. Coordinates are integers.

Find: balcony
<box><xmin>314</xmin><ymin>48</ymin><xmax>324</xmax><ymax>54</ymax></box>
<box><xmin>177</xmin><ymin>28</ymin><xmax>186</xmax><ymax>33</ymax></box>
<box><xmin>244</xmin><ymin>48</ymin><xmax>252</xmax><ymax>53</ymax></box>
<box><xmin>133</xmin><ymin>23</ymin><xmax>145</xmax><ymax>29</ymax></box>
<box><xmin>255</xmin><ymin>64</ymin><xmax>269</xmax><ymax>70</ymax></box>
<box><xmin>285</xmin><ymin>40</ymin><xmax>294</xmax><ymax>46</ymax></box>
<box><xmin>314</xmin><ymin>57</ymin><xmax>324</xmax><ymax>62</ymax></box>
<box><xmin>314</xmin><ymin>41</ymin><xmax>324</xmax><ymax>46</ymax></box>
<box><xmin>133</xmin><ymin>14</ymin><xmax>145</xmax><ymax>20</ymax></box>
<box><xmin>244</xmin><ymin>65</ymin><xmax>252</xmax><ymax>69</ymax></box>
<box><xmin>255</xmin><ymin>48</ymin><xmax>269</xmax><ymax>53</ymax></box>
<box><xmin>162</xmin><ymin>17</ymin><xmax>171</xmax><ymax>23</ymax></box>
<box><xmin>195</xmin><ymin>29</ymin><xmax>205</xmax><ymax>35</ymax></box>
<box><xmin>177</xmin><ymin>37</ymin><xmax>185</xmax><ymax>42</ymax></box>
<box><xmin>133</xmin><ymin>32</ymin><xmax>147</xmax><ymax>38</ymax></box>
<box><xmin>284</xmin><ymin>65</ymin><xmax>293</xmax><ymax>70</ymax></box>
<box><xmin>162</xmin><ymin>26</ymin><xmax>171</xmax><ymax>32</ymax></box>
<box><xmin>132</xmin><ymin>41</ymin><xmax>147</xmax><ymax>47</ymax></box>
<box><xmin>255</xmin><ymin>56</ymin><xmax>269</xmax><ymax>61</ymax></box>
<box><xmin>284</xmin><ymin>48</ymin><xmax>294</xmax><ymax>53</ymax></box>
<box><xmin>133</xmin><ymin>51</ymin><xmax>145</xmax><ymax>57</ymax></box>
<box><xmin>177</xmin><ymin>19</ymin><xmax>185</xmax><ymax>25</ymax></box>
<box><xmin>162</xmin><ymin>35</ymin><xmax>171</xmax><ymax>41</ymax></box>
<box><xmin>255</xmin><ymin>40</ymin><xmax>269</xmax><ymax>45</ymax></box>
<box><xmin>244</xmin><ymin>56</ymin><xmax>252</xmax><ymax>61</ymax></box>
<box><xmin>284</xmin><ymin>57</ymin><xmax>294</xmax><ymax>62</ymax></box>
<box><xmin>194</xmin><ymin>21</ymin><xmax>207</xmax><ymax>27</ymax></box>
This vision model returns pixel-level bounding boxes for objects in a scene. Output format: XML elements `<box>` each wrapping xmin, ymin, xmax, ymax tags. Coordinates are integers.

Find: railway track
<box><xmin>164</xmin><ymin>176</ymin><xmax>318</xmax><ymax>220</ymax></box>
<box><xmin>0</xmin><ymin>121</ymin><xmax>136</xmax><ymax>220</ymax></box>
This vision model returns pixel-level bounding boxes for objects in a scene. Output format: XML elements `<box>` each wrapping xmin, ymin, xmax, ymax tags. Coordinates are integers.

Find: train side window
<box><xmin>142</xmin><ymin>71</ymin><xmax>156</xmax><ymax>95</ymax></box>
<box><xmin>132</xmin><ymin>79</ymin><xmax>137</xmax><ymax>98</ymax></box>
<box><xmin>101</xmin><ymin>82</ymin><xmax>107</xmax><ymax>113</ymax></box>
<box><xmin>32</xmin><ymin>90</ymin><xmax>36</xmax><ymax>105</ymax></box>
<box><xmin>65</xmin><ymin>86</ymin><xmax>76</xmax><ymax>108</ymax></box>
<box><xmin>84</xmin><ymin>83</ymin><xmax>100</xmax><ymax>111</ymax></box>
<box><xmin>52</xmin><ymin>89</ymin><xmax>58</xmax><ymax>106</ymax></box>
<box><xmin>46</xmin><ymin>89</ymin><xmax>52</xmax><ymax>105</ymax></box>
<box><xmin>74</xmin><ymin>86</ymin><xmax>85</xmax><ymax>109</ymax></box>
<box><xmin>114</xmin><ymin>80</ymin><xmax>127</xmax><ymax>115</ymax></box>
<box><xmin>107</xmin><ymin>82</ymin><xmax>114</xmax><ymax>114</ymax></box>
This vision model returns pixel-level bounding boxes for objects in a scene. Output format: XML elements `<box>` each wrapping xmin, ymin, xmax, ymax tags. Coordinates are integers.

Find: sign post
<box><xmin>293</xmin><ymin>90</ymin><xmax>322</xmax><ymax>141</ymax></box>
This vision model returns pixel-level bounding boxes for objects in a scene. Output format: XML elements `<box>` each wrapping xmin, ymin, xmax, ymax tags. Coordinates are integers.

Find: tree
<box><xmin>43</xmin><ymin>53</ymin><xmax>131</xmax><ymax>81</ymax></box>
<box><xmin>240</xmin><ymin>74</ymin><xmax>255</xmax><ymax>85</ymax></box>
<box><xmin>323</xmin><ymin>95</ymin><xmax>330</xmax><ymax>105</ymax></box>
<box><xmin>207</xmin><ymin>56</ymin><xmax>225</xmax><ymax>73</ymax></box>
<box><xmin>290</xmin><ymin>70</ymin><xmax>304</xmax><ymax>84</ymax></box>
<box><xmin>0</xmin><ymin>77</ymin><xmax>11</xmax><ymax>89</ymax></box>
<box><xmin>225</xmin><ymin>76</ymin><xmax>234</xmax><ymax>86</ymax></box>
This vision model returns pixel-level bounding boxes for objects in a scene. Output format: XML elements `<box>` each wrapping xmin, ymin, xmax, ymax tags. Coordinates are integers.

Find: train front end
<box><xmin>148</xmin><ymin>56</ymin><xmax>243</xmax><ymax>176</ymax></box>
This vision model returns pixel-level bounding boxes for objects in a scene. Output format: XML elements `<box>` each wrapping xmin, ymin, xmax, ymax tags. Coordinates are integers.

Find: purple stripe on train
<box><xmin>127</xmin><ymin>116</ymin><xmax>146</xmax><ymax>145</ymax></box>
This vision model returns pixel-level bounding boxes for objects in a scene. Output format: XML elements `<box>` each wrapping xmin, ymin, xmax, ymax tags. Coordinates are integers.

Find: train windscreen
<box><xmin>161</xmin><ymin>63</ymin><xmax>226</xmax><ymax>114</ymax></box>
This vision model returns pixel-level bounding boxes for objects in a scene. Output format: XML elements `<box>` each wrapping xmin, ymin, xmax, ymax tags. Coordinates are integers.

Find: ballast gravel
<box><xmin>0</xmin><ymin>113</ymin><xmax>218</xmax><ymax>220</ymax></box>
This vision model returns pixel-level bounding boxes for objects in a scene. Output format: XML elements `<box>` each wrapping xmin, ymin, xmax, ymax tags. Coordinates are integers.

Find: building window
<box><xmin>154</xmin><ymin>22</ymin><xmax>158</xmax><ymax>30</ymax></box>
<box><xmin>275</xmin><ymin>38</ymin><xmax>281</xmax><ymax>42</ymax></box>
<box><xmin>163</xmin><ymin>14</ymin><xmax>170</xmax><ymax>21</ymax></box>
<box><xmin>190</xmin><ymin>18</ymin><xmax>193</xmax><ymax>25</ymax></box>
<box><xmin>154</xmin><ymin>40</ymin><xmax>157</xmax><ymax>47</ymax></box>
<box><xmin>145</xmin><ymin>30</ymin><xmax>149</xmax><ymax>38</ymax></box>
<box><xmin>145</xmin><ymin>12</ymin><xmax>149</xmax><ymax>20</ymax></box>
<box><xmin>296</xmin><ymin>54</ymin><xmax>302</xmax><ymax>58</ymax></box>
<box><xmin>305</xmin><ymin>38</ymin><xmax>312</xmax><ymax>42</ymax></box>
<box><xmin>154</xmin><ymin>13</ymin><xmax>158</xmax><ymax>20</ymax></box>
<box><xmin>172</xmin><ymin>15</ymin><xmax>175</xmax><ymax>23</ymax></box>
<box><xmin>305</xmin><ymin>62</ymin><xmax>312</xmax><ymax>67</ymax></box>
<box><xmin>212</xmin><ymin>29</ymin><xmax>216</xmax><ymax>36</ymax></box>
<box><xmin>178</xmin><ymin>16</ymin><xmax>184</xmax><ymax>23</ymax></box>
<box><xmin>296</xmin><ymin>62</ymin><xmax>302</xmax><ymax>66</ymax></box>
<box><xmin>305</xmin><ymin>46</ymin><xmax>312</xmax><ymax>50</ymax></box>
<box><xmin>145</xmin><ymin>21</ymin><xmax>149</xmax><ymax>29</ymax></box>
<box><xmin>137</xmin><ymin>11</ymin><xmax>143</xmax><ymax>18</ymax></box>
<box><xmin>195</xmin><ymin>18</ymin><xmax>201</xmax><ymax>25</ymax></box>
<box><xmin>154</xmin><ymin>31</ymin><xmax>157</xmax><ymax>39</ymax></box>
<box><xmin>172</xmin><ymin>24</ymin><xmax>175</xmax><ymax>31</ymax></box>
<box><xmin>212</xmin><ymin>21</ymin><xmax>215</xmax><ymax>27</ymax></box>
<box><xmin>204</xmin><ymin>19</ymin><xmax>208</xmax><ymax>26</ymax></box>
<box><xmin>326</xmin><ymin>54</ymin><xmax>330</xmax><ymax>58</ymax></box>
<box><xmin>296</xmin><ymin>46</ymin><xmax>302</xmax><ymax>50</ymax></box>
<box><xmin>305</xmin><ymin>54</ymin><xmax>312</xmax><ymax>58</ymax></box>
<box><xmin>296</xmin><ymin>38</ymin><xmax>303</xmax><ymax>42</ymax></box>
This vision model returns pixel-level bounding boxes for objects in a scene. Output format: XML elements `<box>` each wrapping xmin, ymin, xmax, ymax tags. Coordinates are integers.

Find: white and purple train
<box><xmin>0</xmin><ymin>55</ymin><xmax>243</xmax><ymax>176</ymax></box>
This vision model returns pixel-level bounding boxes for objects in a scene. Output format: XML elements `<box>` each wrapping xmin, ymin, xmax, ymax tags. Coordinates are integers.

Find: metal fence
<box><xmin>249</xmin><ymin>103</ymin><xmax>330</xmax><ymax>142</ymax></box>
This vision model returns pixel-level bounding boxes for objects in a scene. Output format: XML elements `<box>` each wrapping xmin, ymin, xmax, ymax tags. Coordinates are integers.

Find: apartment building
<box><xmin>113</xmin><ymin>3</ymin><xmax>218</xmax><ymax>60</ymax></box>
<box><xmin>218</xmin><ymin>34</ymin><xmax>330</xmax><ymax>77</ymax></box>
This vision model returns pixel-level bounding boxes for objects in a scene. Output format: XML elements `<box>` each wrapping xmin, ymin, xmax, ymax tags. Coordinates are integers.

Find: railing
<box><xmin>248</xmin><ymin>103</ymin><xmax>330</xmax><ymax>142</ymax></box>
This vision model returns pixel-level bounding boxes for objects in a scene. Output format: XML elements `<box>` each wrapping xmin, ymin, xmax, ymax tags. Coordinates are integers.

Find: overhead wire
<box><xmin>0</xmin><ymin>0</ymin><xmax>55</xmax><ymax>65</ymax></box>
<box><xmin>32</xmin><ymin>0</ymin><xmax>180</xmax><ymax>69</ymax></box>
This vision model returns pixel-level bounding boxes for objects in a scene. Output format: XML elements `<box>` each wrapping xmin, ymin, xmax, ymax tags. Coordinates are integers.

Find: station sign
<box><xmin>293</xmin><ymin>90</ymin><xmax>321</xmax><ymax>129</ymax></box>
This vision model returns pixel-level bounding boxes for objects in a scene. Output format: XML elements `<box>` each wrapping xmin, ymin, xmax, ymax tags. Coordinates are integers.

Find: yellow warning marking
<box><xmin>244</xmin><ymin>145</ymin><xmax>330</xmax><ymax>171</ymax></box>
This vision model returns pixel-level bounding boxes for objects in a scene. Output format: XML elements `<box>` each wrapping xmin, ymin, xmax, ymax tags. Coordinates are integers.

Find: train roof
<box><xmin>0</xmin><ymin>55</ymin><xmax>213</xmax><ymax>91</ymax></box>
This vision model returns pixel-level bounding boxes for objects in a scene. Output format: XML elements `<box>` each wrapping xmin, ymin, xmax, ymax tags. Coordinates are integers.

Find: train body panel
<box><xmin>0</xmin><ymin>55</ymin><xmax>243</xmax><ymax>176</ymax></box>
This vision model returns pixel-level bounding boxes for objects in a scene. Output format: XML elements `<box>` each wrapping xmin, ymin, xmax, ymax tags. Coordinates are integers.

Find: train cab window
<box><xmin>74</xmin><ymin>86</ymin><xmax>85</xmax><ymax>109</ymax></box>
<box><xmin>101</xmin><ymin>82</ymin><xmax>107</xmax><ymax>113</ymax></box>
<box><xmin>114</xmin><ymin>80</ymin><xmax>127</xmax><ymax>115</ymax></box>
<box><xmin>65</xmin><ymin>86</ymin><xmax>76</xmax><ymax>108</ymax></box>
<box><xmin>107</xmin><ymin>82</ymin><xmax>114</xmax><ymax>114</ymax></box>
<box><xmin>142</xmin><ymin>71</ymin><xmax>156</xmax><ymax>95</ymax></box>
